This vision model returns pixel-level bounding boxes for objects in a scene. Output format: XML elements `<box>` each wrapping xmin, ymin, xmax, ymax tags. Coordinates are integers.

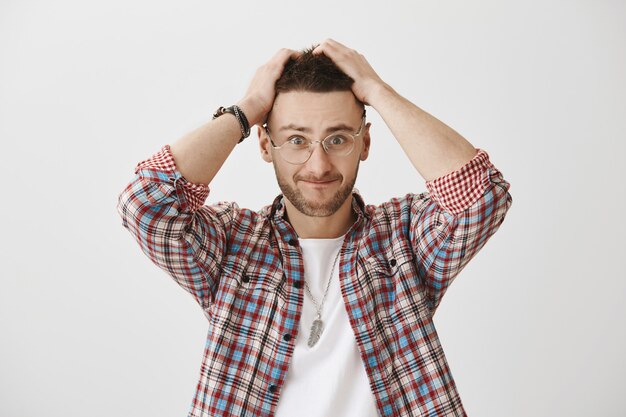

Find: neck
<box><xmin>284</xmin><ymin>196</ymin><xmax>357</xmax><ymax>239</ymax></box>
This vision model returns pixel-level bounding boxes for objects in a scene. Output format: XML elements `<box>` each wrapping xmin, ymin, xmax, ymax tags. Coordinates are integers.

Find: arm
<box><xmin>368</xmin><ymin>87</ymin><xmax>478</xmax><ymax>181</ymax></box>
<box><xmin>117</xmin><ymin>146</ymin><xmax>235</xmax><ymax>310</ymax></box>
<box><xmin>315</xmin><ymin>39</ymin><xmax>512</xmax><ymax>312</ymax></box>
<box><xmin>117</xmin><ymin>48</ymin><xmax>300</xmax><ymax>310</ymax></box>
<box><xmin>169</xmin><ymin>48</ymin><xmax>302</xmax><ymax>184</ymax></box>
<box><xmin>410</xmin><ymin>150</ymin><xmax>512</xmax><ymax>313</ymax></box>
<box><xmin>312</xmin><ymin>39</ymin><xmax>477</xmax><ymax>181</ymax></box>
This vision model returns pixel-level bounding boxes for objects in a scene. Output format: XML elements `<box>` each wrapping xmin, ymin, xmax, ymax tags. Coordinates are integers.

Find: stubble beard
<box><xmin>274</xmin><ymin>162</ymin><xmax>360</xmax><ymax>217</ymax></box>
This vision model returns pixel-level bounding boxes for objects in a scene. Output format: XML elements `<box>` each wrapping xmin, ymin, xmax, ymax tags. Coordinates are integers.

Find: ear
<box><xmin>258</xmin><ymin>125</ymin><xmax>273</xmax><ymax>163</ymax></box>
<box><xmin>359</xmin><ymin>122</ymin><xmax>371</xmax><ymax>161</ymax></box>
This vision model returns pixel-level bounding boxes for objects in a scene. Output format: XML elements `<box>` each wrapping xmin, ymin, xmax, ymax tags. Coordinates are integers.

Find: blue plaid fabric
<box><xmin>117</xmin><ymin>145</ymin><xmax>512</xmax><ymax>416</ymax></box>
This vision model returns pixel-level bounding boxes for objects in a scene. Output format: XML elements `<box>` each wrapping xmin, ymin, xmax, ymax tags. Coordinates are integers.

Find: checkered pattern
<box><xmin>134</xmin><ymin>148</ymin><xmax>210</xmax><ymax>213</ymax></box>
<box><xmin>425</xmin><ymin>150</ymin><xmax>493</xmax><ymax>214</ymax></box>
<box><xmin>117</xmin><ymin>145</ymin><xmax>512</xmax><ymax>417</ymax></box>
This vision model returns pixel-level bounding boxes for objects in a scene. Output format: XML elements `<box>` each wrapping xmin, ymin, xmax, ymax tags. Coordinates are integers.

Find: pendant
<box><xmin>308</xmin><ymin>318</ymin><xmax>324</xmax><ymax>347</ymax></box>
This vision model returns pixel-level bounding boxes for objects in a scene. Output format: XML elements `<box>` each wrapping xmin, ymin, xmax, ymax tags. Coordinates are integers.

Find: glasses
<box><xmin>264</xmin><ymin>111</ymin><xmax>367</xmax><ymax>165</ymax></box>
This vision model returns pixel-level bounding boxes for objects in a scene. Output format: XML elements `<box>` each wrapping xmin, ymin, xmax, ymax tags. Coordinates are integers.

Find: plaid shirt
<box><xmin>117</xmin><ymin>145</ymin><xmax>512</xmax><ymax>417</ymax></box>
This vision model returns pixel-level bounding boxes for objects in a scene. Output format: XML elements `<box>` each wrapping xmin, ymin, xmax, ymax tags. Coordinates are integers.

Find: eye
<box><xmin>327</xmin><ymin>135</ymin><xmax>348</xmax><ymax>146</ymax></box>
<box><xmin>288</xmin><ymin>136</ymin><xmax>307</xmax><ymax>146</ymax></box>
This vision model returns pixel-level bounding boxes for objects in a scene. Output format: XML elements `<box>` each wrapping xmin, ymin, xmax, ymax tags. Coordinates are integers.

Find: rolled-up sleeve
<box><xmin>410</xmin><ymin>148</ymin><xmax>513</xmax><ymax>314</ymax></box>
<box><xmin>117</xmin><ymin>145</ymin><xmax>235</xmax><ymax>310</ymax></box>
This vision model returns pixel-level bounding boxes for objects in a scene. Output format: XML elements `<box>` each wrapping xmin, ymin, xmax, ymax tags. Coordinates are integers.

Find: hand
<box><xmin>312</xmin><ymin>39</ymin><xmax>387</xmax><ymax>106</ymax></box>
<box><xmin>238</xmin><ymin>48</ymin><xmax>302</xmax><ymax>127</ymax></box>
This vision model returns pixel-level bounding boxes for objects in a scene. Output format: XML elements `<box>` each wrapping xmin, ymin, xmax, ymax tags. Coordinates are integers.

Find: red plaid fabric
<box><xmin>117</xmin><ymin>145</ymin><xmax>512</xmax><ymax>416</ymax></box>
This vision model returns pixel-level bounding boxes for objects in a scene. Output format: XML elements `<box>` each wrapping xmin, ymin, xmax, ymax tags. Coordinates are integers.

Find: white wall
<box><xmin>1</xmin><ymin>0</ymin><xmax>624</xmax><ymax>416</ymax></box>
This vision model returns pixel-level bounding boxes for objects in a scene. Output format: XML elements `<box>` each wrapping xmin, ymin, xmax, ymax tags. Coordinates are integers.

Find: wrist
<box><xmin>366</xmin><ymin>82</ymin><xmax>396</xmax><ymax>109</ymax></box>
<box><xmin>236</xmin><ymin>97</ymin><xmax>267</xmax><ymax>127</ymax></box>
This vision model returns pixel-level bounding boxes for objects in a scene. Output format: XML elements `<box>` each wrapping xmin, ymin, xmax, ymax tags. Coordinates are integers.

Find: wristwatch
<box><xmin>212</xmin><ymin>105</ymin><xmax>250</xmax><ymax>143</ymax></box>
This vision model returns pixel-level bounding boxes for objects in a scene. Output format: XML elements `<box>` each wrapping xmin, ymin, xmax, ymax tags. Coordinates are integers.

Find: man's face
<box><xmin>259</xmin><ymin>90</ymin><xmax>370</xmax><ymax>217</ymax></box>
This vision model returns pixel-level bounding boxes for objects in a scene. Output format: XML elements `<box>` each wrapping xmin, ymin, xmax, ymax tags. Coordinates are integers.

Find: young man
<box><xmin>118</xmin><ymin>39</ymin><xmax>512</xmax><ymax>417</ymax></box>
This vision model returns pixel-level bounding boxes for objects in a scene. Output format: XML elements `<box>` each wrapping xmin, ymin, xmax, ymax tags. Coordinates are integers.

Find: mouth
<box><xmin>299</xmin><ymin>178</ymin><xmax>340</xmax><ymax>187</ymax></box>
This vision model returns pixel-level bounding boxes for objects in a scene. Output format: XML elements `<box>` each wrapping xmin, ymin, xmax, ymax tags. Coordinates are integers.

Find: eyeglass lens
<box><xmin>279</xmin><ymin>134</ymin><xmax>355</xmax><ymax>164</ymax></box>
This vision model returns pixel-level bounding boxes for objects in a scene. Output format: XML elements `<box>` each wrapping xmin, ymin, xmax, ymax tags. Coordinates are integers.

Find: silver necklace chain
<box><xmin>304</xmin><ymin>245</ymin><xmax>342</xmax><ymax>347</ymax></box>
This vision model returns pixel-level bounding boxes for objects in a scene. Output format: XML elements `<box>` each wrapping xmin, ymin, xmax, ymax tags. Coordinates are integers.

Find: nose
<box><xmin>304</xmin><ymin>141</ymin><xmax>333</xmax><ymax>176</ymax></box>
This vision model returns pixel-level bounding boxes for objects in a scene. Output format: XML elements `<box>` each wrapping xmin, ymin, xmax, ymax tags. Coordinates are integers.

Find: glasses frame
<box><xmin>263</xmin><ymin>110</ymin><xmax>367</xmax><ymax>165</ymax></box>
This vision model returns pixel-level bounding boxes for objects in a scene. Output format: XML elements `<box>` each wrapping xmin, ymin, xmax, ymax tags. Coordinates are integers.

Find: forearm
<box><xmin>169</xmin><ymin>98</ymin><xmax>262</xmax><ymax>185</ymax></box>
<box><xmin>369</xmin><ymin>83</ymin><xmax>478</xmax><ymax>182</ymax></box>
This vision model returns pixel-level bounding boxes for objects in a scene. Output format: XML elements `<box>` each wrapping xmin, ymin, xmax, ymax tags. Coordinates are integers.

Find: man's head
<box><xmin>258</xmin><ymin>46</ymin><xmax>371</xmax><ymax>218</ymax></box>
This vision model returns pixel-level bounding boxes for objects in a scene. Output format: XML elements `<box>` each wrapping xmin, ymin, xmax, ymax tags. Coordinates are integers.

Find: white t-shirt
<box><xmin>274</xmin><ymin>234</ymin><xmax>379</xmax><ymax>417</ymax></box>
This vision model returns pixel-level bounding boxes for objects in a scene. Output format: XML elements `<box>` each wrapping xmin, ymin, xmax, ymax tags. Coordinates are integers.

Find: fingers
<box><xmin>311</xmin><ymin>38</ymin><xmax>367</xmax><ymax>73</ymax></box>
<box><xmin>310</xmin><ymin>39</ymin><xmax>382</xmax><ymax>106</ymax></box>
<box><xmin>312</xmin><ymin>38</ymin><xmax>357</xmax><ymax>58</ymax></box>
<box><xmin>241</xmin><ymin>48</ymin><xmax>302</xmax><ymax>126</ymax></box>
<box><xmin>259</xmin><ymin>48</ymin><xmax>302</xmax><ymax>80</ymax></box>
<box><xmin>269</xmin><ymin>48</ymin><xmax>302</xmax><ymax>65</ymax></box>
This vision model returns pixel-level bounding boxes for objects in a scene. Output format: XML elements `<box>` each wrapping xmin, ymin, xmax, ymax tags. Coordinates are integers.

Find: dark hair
<box><xmin>275</xmin><ymin>45</ymin><xmax>359</xmax><ymax>101</ymax></box>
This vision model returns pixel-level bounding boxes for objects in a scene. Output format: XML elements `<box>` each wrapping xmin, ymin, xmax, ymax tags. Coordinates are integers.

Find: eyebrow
<box><xmin>278</xmin><ymin>123</ymin><xmax>357</xmax><ymax>134</ymax></box>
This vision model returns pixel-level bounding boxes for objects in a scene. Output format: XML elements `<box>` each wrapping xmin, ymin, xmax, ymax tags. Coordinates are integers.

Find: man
<box><xmin>117</xmin><ymin>39</ymin><xmax>512</xmax><ymax>417</ymax></box>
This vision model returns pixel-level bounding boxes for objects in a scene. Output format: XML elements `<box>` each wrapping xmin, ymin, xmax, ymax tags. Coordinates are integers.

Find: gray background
<box><xmin>1</xmin><ymin>0</ymin><xmax>624</xmax><ymax>416</ymax></box>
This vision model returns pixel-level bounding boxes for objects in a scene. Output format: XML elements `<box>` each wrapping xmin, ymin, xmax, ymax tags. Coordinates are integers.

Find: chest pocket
<box><xmin>360</xmin><ymin>247</ymin><xmax>414</xmax><ymax>279</ymax></box>
<box><xmin>239</xmin><ymin>260</ymin><xmax>286</xmax><ymax>299</ymax></box>
<box><xmin>355</xmin><ymin>254</ymin><xmax>433</xmax><ymax>362</ymax></box>
<box><xmin>358</xmin><ymin>247</ymin><xmax>427</xmax><ymax>314</ymax></box>
<box><xmin>358</xmin><ymin>252</ymin><xmax>401</xmax><ymax>310</ymax></box>
<box><xmin>207</xmin><ymin>251</ymin><xmax>286</xmax><ymax>321</ymax></box>
<box><xmin>394</xmin><ymin>251</ymin><xmax>428</xmax><ymax>306</ymax></box>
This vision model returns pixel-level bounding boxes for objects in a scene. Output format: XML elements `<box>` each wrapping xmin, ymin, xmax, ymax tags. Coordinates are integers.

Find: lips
<box><xmin>298</xmin><ymin>179</ymin><xmax>340</xmax><ymax>191</ymax></box>
<box><xmin>302</xmin><ymin>179</ymin><xmax>337</xmax><ymax>184</ymax></box>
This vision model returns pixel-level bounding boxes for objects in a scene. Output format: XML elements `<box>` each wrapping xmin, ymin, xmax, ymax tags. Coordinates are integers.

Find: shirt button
<box><xmin>293</xmin><ymin>281</ymin><xmax>303</xmax><ymax>289</ymax></box>
<box><xmin>389</xmin><ymin>259</ymin><xmax>397</xmax><ymax>267</ymax></box>
<box><xmin>242</xmin><ymin>275</ymin><xmax>250</xmax><ymax>283</ymax></box>
<box><xmin>269</xmin><ymin>384</ymin><xmax>278</xmax><ymax>393</ymax></box>
<box><xmin>287</xmin><ymin>238</ymin><xmax>298</xmax><ymax>246</ymax></box>
<box><xmin>283</xmin><ymin>334</ymin><xmax>292</xmax><ymax>342</ymax></box>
